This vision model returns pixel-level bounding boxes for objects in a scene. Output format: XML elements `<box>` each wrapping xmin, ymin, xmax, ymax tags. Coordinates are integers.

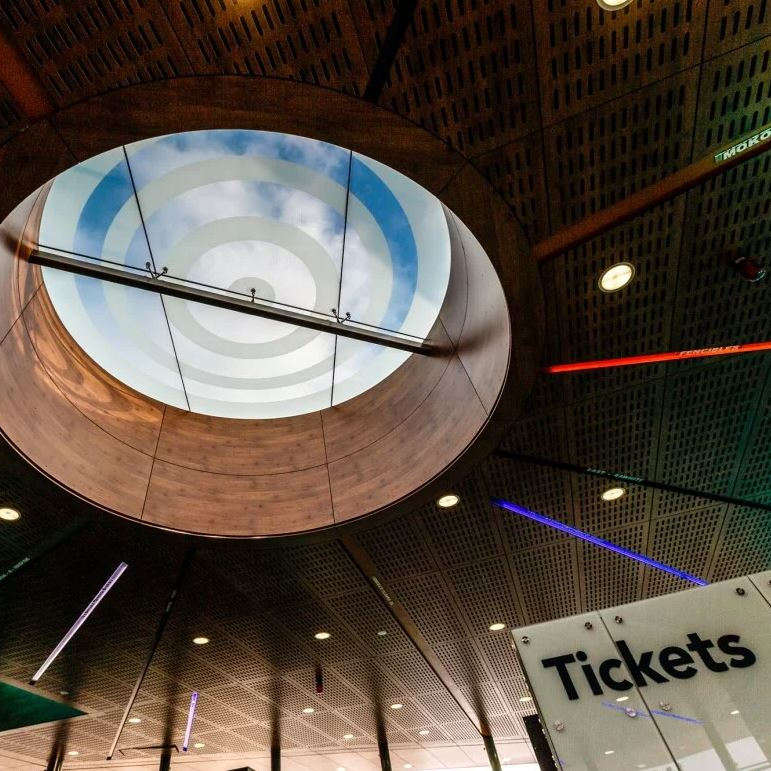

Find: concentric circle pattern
<box><xmin>38</xmin><ymin>130</ymin><xmax>451</xmax><ymax>418</ymax></box>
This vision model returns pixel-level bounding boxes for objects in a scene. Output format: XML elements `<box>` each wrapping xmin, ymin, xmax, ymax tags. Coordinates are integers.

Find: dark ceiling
<box><xmin>0</xmin><ymin>0</ymin><xmax>769</xmax><ymax>767</ymax></box>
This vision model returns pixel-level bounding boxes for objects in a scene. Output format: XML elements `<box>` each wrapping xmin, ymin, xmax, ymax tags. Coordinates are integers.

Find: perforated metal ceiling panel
<box><xmin>0</xmin><ymin>0</ymin><xmax>770</xmax><ymax>766</ymax></box>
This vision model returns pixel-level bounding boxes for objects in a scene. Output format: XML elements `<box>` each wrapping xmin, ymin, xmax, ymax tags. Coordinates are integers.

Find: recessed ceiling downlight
<box><xmin>390</xmin><ymin>703</ymin><xmax>403</xmax><ymax>710</ymax></box>
<box><xmin>0</xmin><ymin>508</ymin><xmax>20</xmax><ymax>521</ymax></box>
<box><xmin>193</xmin><ymin>742</ymin><xmax>206</xmax><ymax>749</ymax></box>
<box><xmin>488</xmin><ymin>623</ymin><xmax>506</xmax><ymax>632</ymax></box>
<box><xmin>596</xmin><ymin>0</ymin><xmax>633</xmax><ymax>10</ymax></box>
<box><xmin>192</xmin><ymin>636</ymin><xmax>210</xmax><ymax>645</ymax></box>
<box><xmin>601</xmin><ymin>487</ymin><xmax>625</xmax><ymax>501</ymax></box>
<box><xmin>314</xmin><ymin>631</ymin><xmax>331</xmax><ymax>640</ymax></box>
<box><xmin>599</xmin><ymin>262</ymin><xmax>635</xmax><ymax>292</ymax></box>
<box><xmin>436</xmin><ymin>493</ymin><xmax>460</xmax><ymax>508</ymax></box>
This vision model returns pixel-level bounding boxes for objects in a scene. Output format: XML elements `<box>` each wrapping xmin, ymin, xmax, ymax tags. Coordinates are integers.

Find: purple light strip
<box><xmin>31</xmin><ymin>562</ymin><xmax>128</xmax><ymax>684</ymax></box>
<box><xmin>491</xmin><ymin>498</ymin><xmax>708</xmax><ymax>586</ymax></box>
<box><xmin>182</xmin><ymin>691</ymin><xmax>198</xmax><ymax>751</ymax></box>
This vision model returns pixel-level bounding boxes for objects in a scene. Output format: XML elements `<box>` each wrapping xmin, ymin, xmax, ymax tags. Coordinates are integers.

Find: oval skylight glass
<box><xmin>37</xmin><ymin>130</ymin><xmax>451</xmax><ymax>419</ymax></box>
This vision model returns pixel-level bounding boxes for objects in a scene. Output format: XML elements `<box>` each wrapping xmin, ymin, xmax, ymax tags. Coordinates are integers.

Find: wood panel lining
<box><xmin>0</xmin><ymin>76</ymin><xmax>537</xmax><ymax>538</ymax></box>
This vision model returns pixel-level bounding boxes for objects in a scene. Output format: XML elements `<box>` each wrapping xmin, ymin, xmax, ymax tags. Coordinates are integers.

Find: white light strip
<box><xmin>182</xmin><ymin>691</ymin><xmax>199</xmax><ymax>751</ymax></box>
<box><xmin>30</xmin><ymin>562</ymin><xmax>128</xmax><ymax>684</ymax></box>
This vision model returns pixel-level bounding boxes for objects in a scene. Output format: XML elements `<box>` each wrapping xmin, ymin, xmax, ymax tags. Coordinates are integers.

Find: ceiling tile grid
<box><xmin>692</xmin><ymin>37</ymin><xmax>771</xmax><ymax>157</ymax></box>
<box><xmin>568</xmin><ymin>379</ymin><xmax>663</xmax><ymax>476</ymax></box>
<box><xmin>578</xmin><ymin>521</ymin><xmax>646</xmax><ymax>610</ymax></box>
<box><xmin>534</xmin><ymin>0</ymin><xmax>707</xmax><ymax>124</ymax></box>
<box><xmin>166</xmin><ymin>0</ymin><xmax>369</xmax><ymax>92</ymax></box>
<box><xmin>654</xmin><ymin>354</ymin><xmax>768</xmax><ymax>512</ymax></box>
<box><xmin>509</xmin><ymin>540</ymin><xmax>580</xmax><ymax>623</ymax></box>
<box><xmin>642</xmin><ymin>504</ymin><xmax>723</xmax><ymax>596</ymax></box>
<box><xmin>554</xmin><ymin>201</ymin><xmax>684</xmax><ymax>363</ymax></box>
<box><xmin>672</xmin><ymin>156</ymin><xmax>770</xmax><ymax>350</ymax></box>
<box><xmin>0</xmin><ymin>83</ymin><xmax>24</xmax><ymax>147</ymax></box>
<box><xmin>732</xmin><ymin>362</ymin><xmax>771</xmax><ymax>501</ymax></box>
<box><xmin>377</xmin><ymin>0</ymin><xmax>542</xmax><ymax>155</ymax></box>
<box><xmin>708</xmin><ymin>505</ymin><xmax>771</xmax><ymax>581</ymax></box>
<box><xmin>0</xmin><ymin>0</ymin><xmax>191</xmax><ymax>106</ymax></box>
<box><xmin>543</xmin><ymin>74</ymin><xmax>696</xmax><ymax>230</ymax></box>
<box><xmin>471</xmin><ymin>132</ymin><xmax>550</xmax><ymax>241</ymax></box>
<box><xmin>703</xmin><ymin>0</ymin><xmax>770</xmax><ymax>60</ymax></box>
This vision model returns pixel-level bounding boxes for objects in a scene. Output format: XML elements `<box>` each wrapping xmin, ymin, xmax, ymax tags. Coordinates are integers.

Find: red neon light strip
<box><xmin>546</xmin><ymin>342</ymin><xmax>771</xmax><ymax>373</ymax></box>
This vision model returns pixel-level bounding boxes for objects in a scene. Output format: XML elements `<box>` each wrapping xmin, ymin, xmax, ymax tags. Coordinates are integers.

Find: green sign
<box><xmin>0</xmin><ymin>681</ymin><xmax>84</xmax><ymax>732</ymax></box>
<box><xmin>714</xmin><ymin>127</ymin><xmax>771</xmax><ymax>163</ymax></box>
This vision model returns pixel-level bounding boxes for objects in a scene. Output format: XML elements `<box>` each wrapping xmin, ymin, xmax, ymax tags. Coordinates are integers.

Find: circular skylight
<box><xmin>38</xmin><ymin>130</ymin><xmax>450</xmax><ymax>419</ymax></box>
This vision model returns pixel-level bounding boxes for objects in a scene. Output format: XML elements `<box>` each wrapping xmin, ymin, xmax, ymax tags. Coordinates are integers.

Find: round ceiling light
<box><xmin>601</xmin><ymin>487</ymin><xmax>625</xmax><ymax>501</ymax></box>
<box><xmin>67</xmin><ymin>751</ymin><xmax>79</xmax><ymax>756</ymax></box>
<box><xmin>599</xmin><ymin>262</ymin><xmax>635</xmax><ymax>292</ymax></box>
<box><xmin>192</xmin><ymin>636</ymin><xmax>210</xmax><ymax>645</ymax></box>
<box><xmin>314</xmin><ymin>631</ymin><xmax>331</xmax><ymax>640</ymax></box>
<box><xmin>0</xmin><ymin>507</ymin><xmax>20</xmax><ymax>521</ymax></box>
<box><xmin>343</xmin><ymin>734</ymin><xmax>354</xmax><ymax>740</ymax></box>
<box><xmin>596</xmin><ymin>0</ymin><xmax>633</xmax><ymax>10</ymax></box>
<box><xmin>519</xmin><ymin>696</ymin><xmax>532</xmax><ymax>703</ymax></box>
<box><xmin>194</xmin><ymin>742</ymin><xmax>206</xmax><ymax>749</ymax></box>
<box><xmin>418</xmin><ymin>729</ymin><xmax>430</xmax><ymax>736</ymax></box>
<box><xmin>488</xmin><ymin>622</ymin><xmax>506</xmax><ymax>632</ymax></box>
<box><xmin>302</xmin><ymin>707</ymin><xmax>315</xmax><ymax>714</ymax></box>
<box><xmin>390</xmin><ymin>703</ymin><xmax>403</xmax><ymax>710</ymax></box>
<box><xmin>376</xmin><ymin>630</ymin><xmax>387</xmax><ymax>637</ymax></box>
<box><xmin>436</xmin><ymin>493</ymin><xmax>460</xmax><ymax>508</ymax></box>
<box><xmin>128</xmin><ymin>717</ymin><xmax>141</xmax><ymax>724</ymax></box>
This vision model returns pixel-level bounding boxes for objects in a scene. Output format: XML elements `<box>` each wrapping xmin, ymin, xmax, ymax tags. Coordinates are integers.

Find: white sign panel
<box><xmin>514</xmin><ymin>573</ymin><xmax>771</xmax><ymax>770</ymax></box>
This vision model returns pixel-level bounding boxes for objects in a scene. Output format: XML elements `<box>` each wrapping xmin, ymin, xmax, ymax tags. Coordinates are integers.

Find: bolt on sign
<box><xmin>714</xmin><ymin>127</ymin><xmax>771</xmax><ymax>163</ymax></box>
<box><xmin>513</xmin><ymin>571</ymin><xmax>771</xmax><ymax>770</ymax></box>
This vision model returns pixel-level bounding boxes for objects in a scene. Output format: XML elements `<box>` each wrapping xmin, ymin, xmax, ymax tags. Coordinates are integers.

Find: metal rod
<box><xmin>482</xmin><ymin>734</ymin><xmax>502</xmax><ymax>771</ymax></box>
<box><xmin>494</xmin><ymin>450</ymin><xmax>771</xmax><ymax>513</ymax></box>
<box><xmin>30</xmin><ymin>249</ymin><xmax>434</xmax><ymax>356</ymax></box>
<box><xmin>532</xmin><ymin>125</ymin><xmax>771</xmax><ymax>262</ymax></box>
<box><xmin>271</xmin><ymin>744</ymin><xmax>281</xmax><ymax>770</ymax></box>
<box><xmin>377</xmin><ymin>724</ymin><xmax>392</xmax><ymax>771</ymax></box>
<box><xmin>107</xmin><ymin>548</ymin><xmax>195</xmax><ymax>760</ymax></box>
<box><xmin>0</xmin><ymin>519</ymin><xmax>88</xmax><ymax>587</ymax></box>
<box><xmin>364</xmin><ymin>0</ymin><xmax>419</xmax><ymax>102</ymax></box>
<box><xmin>340</xmin><ymin>535</ymin><xmax>487</xmax><ymax>736</ymax></box>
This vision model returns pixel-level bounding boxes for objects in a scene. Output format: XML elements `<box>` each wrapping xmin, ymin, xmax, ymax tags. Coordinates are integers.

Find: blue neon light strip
<box><xmin>491</xmin><ymin>498</ymin><xmax>708</xmax><ymax>586</ymax></box>
<box><xmin>601</xmin><ymin>701</ymin><xmax>704</xmax><ymax>724</ymax></box>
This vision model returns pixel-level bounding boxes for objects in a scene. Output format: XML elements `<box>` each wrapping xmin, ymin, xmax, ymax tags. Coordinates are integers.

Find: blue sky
<box><xmin>70</xmin><ymin>129</ymin><xmax>418</xmax><ymax>332</ymax></box>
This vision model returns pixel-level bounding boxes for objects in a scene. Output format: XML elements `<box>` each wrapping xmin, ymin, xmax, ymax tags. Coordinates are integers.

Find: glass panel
<box><xmin>124</xmin><ymin>130</ymin><xmax>349</xmax><ymax>316</ymax></box>
<box><xmin>339</xmin><ymin>152</ymin><xmax>451</xmax><ymax>340</ymax></box>
<box><xmin>162</xmin><ymin>298</ymin><xmax>335</xmax><ymax>419</ymax></box>
<box><xmin>600</xmin><ymin>579</ymin><xmax>771</xmax><ymax>771</ymax></box>
<box><xmin>513</xmin><ymin>614</ymin><xmax>677</xmax><ymax>770</ymax></box>
<box><xmin>40</xmin><ymin>267</ymin><xmax>188</xmax><ymax>410</ymax></box>
<box><xmin>38</xmin><ymin>146</ymin><xmax>152</xmax><ymax>270</ymax></box>
<box><xmin>38</xmin><ymin>131</ymin><xmax>454</xmax><ymax>419</ymax></box>
<box><xmin>331</xmin><ymin>335</ymin><xmax>410</xmax><ymax>407</ymax></box>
